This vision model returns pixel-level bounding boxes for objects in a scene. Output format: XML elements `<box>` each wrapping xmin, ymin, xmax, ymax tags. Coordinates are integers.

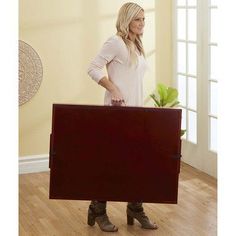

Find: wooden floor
<box><xmin>19</xmin><ymin>162</ymin><xmax>217</xmax><ymax>236</ymax></box>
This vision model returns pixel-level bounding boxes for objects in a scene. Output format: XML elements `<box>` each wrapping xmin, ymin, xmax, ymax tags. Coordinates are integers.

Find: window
<box><xmin>176</xmin><ymin>0</ymin><xmax>198</xmax><ymax>143</ymax></box>
<box><xmin>209</xmin><ymin>0</ymin><xmax>218</xmax><ymax>152</ymax></box>
<box><xmin>174</xmin><ymin>0</ymin><xmax>218</xmax><ymax>154</ymax></box>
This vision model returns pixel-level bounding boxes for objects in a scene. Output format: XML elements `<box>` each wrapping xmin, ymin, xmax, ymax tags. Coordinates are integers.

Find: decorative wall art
<box><xmin>19</xmin><ymin>40</ymin><xmax>43</xmax><ymax>106</ymax></box>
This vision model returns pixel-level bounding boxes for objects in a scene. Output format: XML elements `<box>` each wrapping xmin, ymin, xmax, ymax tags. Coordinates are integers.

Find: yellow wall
<box><xmin>156</xmin><ymin>0</ymin><xmax>173</xmax><ymax>87</ymax></box>
<box><xmin>19</xmin><ymin>0</ymin><xmax>173</xmax><ymax>157</ymax></box>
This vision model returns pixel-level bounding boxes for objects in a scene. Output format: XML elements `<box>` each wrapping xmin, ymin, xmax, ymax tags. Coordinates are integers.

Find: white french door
<box><xmin>173</xmin><ymin>0</ymin><xmax>218</xmax><ymax>177</ymax></box>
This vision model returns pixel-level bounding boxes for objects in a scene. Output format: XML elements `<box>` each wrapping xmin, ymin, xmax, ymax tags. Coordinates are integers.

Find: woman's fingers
<box><xmin>111</xmin><ymin>98</ymin><xmax>124</xmax><ymax>103</ymax></box>
<box><xmin>111</xmin><ymin>98</ymin><xmax>125</xmax><ymax>106</ymax></box>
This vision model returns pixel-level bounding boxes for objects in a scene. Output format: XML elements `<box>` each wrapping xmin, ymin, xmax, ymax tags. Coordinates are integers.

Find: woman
<box><xmin>87</xmin><ymin>2</ymin><xmax>158</xmax><ymax>232</ymax></box>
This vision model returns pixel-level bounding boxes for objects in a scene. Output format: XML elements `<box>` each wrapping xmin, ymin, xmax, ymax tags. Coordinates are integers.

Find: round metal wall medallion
<box><xmin>19</xmin><ymin>40</ymin><xmax>43</xmax><ymax>106</ymax></box>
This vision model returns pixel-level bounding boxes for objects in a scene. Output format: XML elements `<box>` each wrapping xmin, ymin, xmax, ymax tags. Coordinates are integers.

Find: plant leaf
<box><xmin>166</xmin><ymin>87</ymin><xmax>178</xmax><ymax>104</ymax></box>
<box><xmin>170</xmin><ymin>101</ymin><xmax>180</xmax><ymax>107</ymax></box>
<box><xmin>157</xmin><ymin>84</ymin><xmax>168</xmax><ymax>106</ymax></box>
<box><xmin>150</xmin><ymin>94</ymin><xmax>161</xmax><ymax>107</ymax></box>
<box><xmin>181</xmin><ymin>129</ymin><xmax>186</xmax><ymax>137</ymax></box>
<box><xmin>162</xmin><ymin>100</ymin><xmax>168</xmax><ymax>107</ymax></box>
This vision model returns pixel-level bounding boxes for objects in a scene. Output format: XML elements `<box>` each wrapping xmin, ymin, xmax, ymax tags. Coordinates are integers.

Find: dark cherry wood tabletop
<box><xmin>49</xmin><ymin>104</ymin><xmax>182</xmax><ymax>203</ymax></box>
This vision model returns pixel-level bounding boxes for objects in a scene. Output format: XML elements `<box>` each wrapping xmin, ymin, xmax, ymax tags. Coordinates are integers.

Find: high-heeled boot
<box><xmin>127</xmin><ymin>202</ymin><xmax>158</xmax><ymax>230</ymax></box>
<box><xmin>87</xmin><ymin>200</ymin><xmax>118</xmax><ymax>232</ymax></box>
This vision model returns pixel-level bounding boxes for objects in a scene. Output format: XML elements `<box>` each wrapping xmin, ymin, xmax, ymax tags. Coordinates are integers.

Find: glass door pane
<box><xmin>188</xmin><ymin>111</ymin><xmax>197</xmax><ymax>143</ymax></box>
<box><xmin>211</xmin><ymin>0</ymin><xmax>218</xmax><ymax>6</ymax></box>
<box><xmin>178</xmin><ymin>42</ymin><xmax>186</xmax><ymax>73</ymax></box>
<box><xmin>178</xmin><ymin>9</ymin><xmax>186</xmax><ymax>40</ymax></box>
<box><xmin>210</xmin><ymin>45</ymin><xmax>219</xmax><ymax>80</ymax></box>
<box><xmin>210</xmin><ymin>8</ymin><xmax>218</xmax><ymax>43</ymax></box>
<box><xmin>210</xmin><ymin>81</ymin><xmax>217</xmax><ymax>116</ymax></box>
<box><xmin>188</xmin><ymin>77</ymin><xmax>197</xmax><ymax>110</ymax></box>
<box><xmin>210</xmin><ymin>117</ymin><xmax>217</xmax><ymax>152</ymax></box>
<box><xmin>188</xmin><ymin>9</ymin><xmax>197</xmax><ymax>41</ymax></box>
<box><xmin>181</xmin><ymin>108</ymin><xmax>187</xmax><ymax>139</ymax></box>
<box><xmin>178</xmin><ymin>0</ymin><xmax>186</xmax><ymax>6</ymax></box>
<box><xmin>188</xmin><ymin>43</ymin><xmax>197</xmax><ymax>75</ymax></box>
<box><xmin>178</xmin><ymin>75</ymin><xmax>187</xmax><ymax>106</ymax></box>
<box><xmin>188</xmin><ymin>0</ymin><xmax>197</xmax><ymax>6</ymax></box>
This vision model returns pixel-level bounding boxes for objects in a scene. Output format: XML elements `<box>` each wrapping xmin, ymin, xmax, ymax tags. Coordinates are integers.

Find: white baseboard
<box><xmin>19</xmin><ymin>154</ymin><xmax>49</xmax><ymax>174</ymax></box>
<box><xmin>19</xmin><ymin>154</ymin><xmax>213</xmax><ymax>178</ymax></box>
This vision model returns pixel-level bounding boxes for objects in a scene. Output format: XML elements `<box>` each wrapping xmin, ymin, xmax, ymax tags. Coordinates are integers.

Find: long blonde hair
<box><xmin>116</xmin><ymin>2</ymin><xmax>145</xmax><ymax>65</ymax></box>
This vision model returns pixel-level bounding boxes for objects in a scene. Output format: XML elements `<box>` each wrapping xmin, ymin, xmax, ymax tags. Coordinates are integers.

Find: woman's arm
<box><xmin>87</xmin><ymin>36</ymin><xmax>125</xmax><ymax>106</ymax></box>
<box><xmin>87</xmin><ymin>36</ymin><xmax>119</xmax><ymax>84</ymax></box>
<box><xmin>98</xmin><ymin>77</ymin><xmax>125</xmax><ymax>106</ymax></box>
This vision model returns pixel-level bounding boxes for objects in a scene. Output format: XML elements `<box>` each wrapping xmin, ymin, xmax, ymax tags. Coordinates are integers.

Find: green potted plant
<box><xmin>150</xmin><ymin>83</ymin><xmax>186</xmax><ymax>137</ymax></box>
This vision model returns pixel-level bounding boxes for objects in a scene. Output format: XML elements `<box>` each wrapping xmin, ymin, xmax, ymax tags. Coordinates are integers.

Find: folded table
<box><xmin>49</xmin><ymin>104</ymin><xmax>182</xmax><ymax>203</ymax></box>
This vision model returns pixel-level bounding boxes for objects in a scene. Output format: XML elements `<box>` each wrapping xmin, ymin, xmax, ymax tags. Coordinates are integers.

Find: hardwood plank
<box><xmin>19</xmin><ymin>162</ymin><xmax>217</xmax><ymax>235</ymax></box>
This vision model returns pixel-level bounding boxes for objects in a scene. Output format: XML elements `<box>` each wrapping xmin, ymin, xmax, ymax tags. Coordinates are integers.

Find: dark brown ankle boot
<box><xmin>87</xmin><ymin>201</ymin><xmax>118</xmax><ymax>232</ymax></box>
<box><xmin>127</xmin><ymin>202</ymin><xmax>158</xmax><ymax>230</ymax></box>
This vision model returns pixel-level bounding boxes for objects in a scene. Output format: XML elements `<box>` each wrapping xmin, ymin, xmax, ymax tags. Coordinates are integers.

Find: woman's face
<box><xmin>129</xmin><ymin>10</ymin><xmax>145</xmax><ymax>36</ymax></box>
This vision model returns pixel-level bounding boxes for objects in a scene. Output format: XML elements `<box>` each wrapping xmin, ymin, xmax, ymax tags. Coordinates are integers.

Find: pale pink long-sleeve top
<box><xmin>88</xmin><ymin>35</ymin><xmax>147</xmax><ymax>106</ymax></box>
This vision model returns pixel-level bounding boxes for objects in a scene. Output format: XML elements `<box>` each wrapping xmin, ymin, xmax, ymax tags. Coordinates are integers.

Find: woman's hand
<box><xmin>98</xmin><ymin>77</ymin><xmax>126</xmax><ymax>106</ymax></box>
<box><xmin>110</xmin><ymin>88</ymin><xmax>126</xmax><ymax>106</ymax></box>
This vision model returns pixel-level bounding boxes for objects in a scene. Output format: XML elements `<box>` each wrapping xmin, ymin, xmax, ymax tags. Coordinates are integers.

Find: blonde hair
<box><xmin>116</xmin><ymin>2</ymin><xmax>145</xmax><ymax>65</ymax></box>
